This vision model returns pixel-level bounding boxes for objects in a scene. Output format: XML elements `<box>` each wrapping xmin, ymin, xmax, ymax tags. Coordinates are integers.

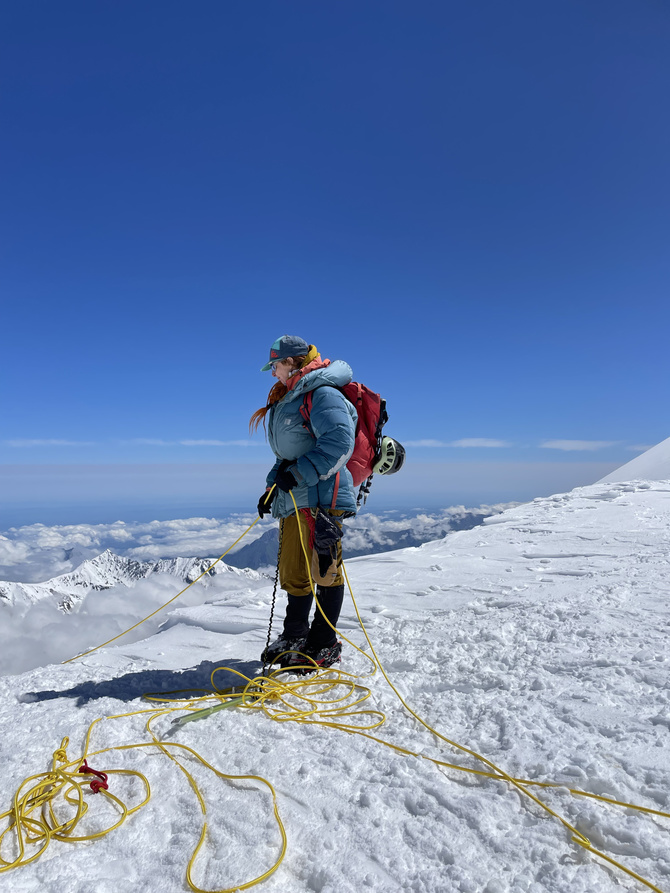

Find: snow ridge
<box><xmin>598</xmin><ymin>435</ymin><xmax>670</xmax><ymax>483</ymax></box>
<box><xmin>0</xmin><ymin>549</ymin><xmax>260</xmax><ymax>611</ymax></box>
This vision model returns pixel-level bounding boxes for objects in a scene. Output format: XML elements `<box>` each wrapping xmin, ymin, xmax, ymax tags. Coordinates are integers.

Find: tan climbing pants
<box><xmin>279</xmin><ymin>509</ymin><xmax>345</xmax><ymax>596</ymax></box>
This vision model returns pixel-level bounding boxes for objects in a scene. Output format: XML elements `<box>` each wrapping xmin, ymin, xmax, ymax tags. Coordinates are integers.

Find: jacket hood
<box><xmin>283</xmin><ymin>359</ymin><xmax>353</xmax><ymax>402</ymax></box>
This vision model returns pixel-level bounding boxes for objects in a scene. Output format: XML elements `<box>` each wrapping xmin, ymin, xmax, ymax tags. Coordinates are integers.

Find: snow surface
<box><xmin>1</xmin><ymin>479</ymin><xmax>670</xmax><ymax>892</ymax></box>
<box><xmin>598</xmin><ymin>436</ymin><xmax>670</xmax><ymax>485</ymax></box>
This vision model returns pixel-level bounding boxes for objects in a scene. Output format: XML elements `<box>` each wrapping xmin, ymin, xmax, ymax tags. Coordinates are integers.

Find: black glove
<box><xmin>274</xmin><ymin>463</ymin><xmax>298</xmax><ymax>493</ymax></box>
<box><xmin>314</xmin><ymin>509</ymin><xmax>343</xmax><ymax>577</ymax></box>
<box><xmin>257</xmin><ymin>488</ymin><xmax>276</xmax><ymax>518</ymax></box>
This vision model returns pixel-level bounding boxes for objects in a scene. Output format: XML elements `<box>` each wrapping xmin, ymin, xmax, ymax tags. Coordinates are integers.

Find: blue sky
<box><xmin>2</xmin><ymin>1</ymin><xmax>669</xmax><ymax>522</ymax></box>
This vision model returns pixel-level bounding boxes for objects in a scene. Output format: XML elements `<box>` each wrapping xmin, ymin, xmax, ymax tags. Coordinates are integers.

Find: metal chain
<box><xmin>261</xmin><ymin>519</ymin><xmax>284</xmax><ymax>678</ymax></box>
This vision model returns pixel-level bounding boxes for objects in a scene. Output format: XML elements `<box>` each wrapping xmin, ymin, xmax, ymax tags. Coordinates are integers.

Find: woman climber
<box><xmin>250</xmin><ymin>334</ymin><xmax>358</xmax><ymax>671</ymax></box>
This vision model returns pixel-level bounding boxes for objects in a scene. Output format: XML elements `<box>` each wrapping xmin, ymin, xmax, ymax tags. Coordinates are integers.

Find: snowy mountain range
<box><xmin>0</xmin><ymin>549</ymin><xmax>261</xmax><ymax>612</ymax></box>
<box><xmin>0</xmin><ymin>437</ymin><xmax>668</xmax><ymax>892</ymax></box>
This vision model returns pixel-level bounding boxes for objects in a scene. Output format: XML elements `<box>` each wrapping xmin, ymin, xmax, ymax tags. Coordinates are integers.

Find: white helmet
<box><xmin>373</xmin><ymin>437</ymin><xmax>406</xmax><ymax>475</ymax></box>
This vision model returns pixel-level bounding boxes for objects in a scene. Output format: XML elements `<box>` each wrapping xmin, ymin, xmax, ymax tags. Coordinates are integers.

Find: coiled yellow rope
<box><xmin>0</xmin><ymin>734</ymin><xmax>150</xmax><ymax>872</ymax></box>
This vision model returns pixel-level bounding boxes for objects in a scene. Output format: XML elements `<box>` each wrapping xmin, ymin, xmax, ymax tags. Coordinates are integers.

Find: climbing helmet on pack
<box><xmin>373</xmin><ymin>436</ymin><xmax>405</xmax><ymax>475</ymax></box>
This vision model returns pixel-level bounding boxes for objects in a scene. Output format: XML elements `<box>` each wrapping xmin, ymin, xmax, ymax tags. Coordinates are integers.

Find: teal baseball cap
<box><xmin>261</xmin><ymin>335</ymin><xmax>310</xmax><ymax>371</ymax></box>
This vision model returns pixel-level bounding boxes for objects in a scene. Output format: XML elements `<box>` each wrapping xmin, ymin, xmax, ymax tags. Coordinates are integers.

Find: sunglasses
<box><xmin>270</xmin><ymin>360</ymin><xmax>283</xmax><ymax>372</ymax></box>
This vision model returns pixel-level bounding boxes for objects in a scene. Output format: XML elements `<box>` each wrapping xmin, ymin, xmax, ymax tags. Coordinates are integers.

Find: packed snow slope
<box><xmin>598</xmin><ymin>436</ymin><xmax>670</xmax><ymax>484</ymax></box>
<box><xmin>1</xmin><ymin>479</ymin><xmax>670</xmax><ymax>893</ymax></box>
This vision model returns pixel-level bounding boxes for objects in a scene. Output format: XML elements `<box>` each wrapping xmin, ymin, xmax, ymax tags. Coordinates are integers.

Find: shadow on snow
<box><xmin>21</xmin><ymin>657</ymin><xmax>261</xmax><ymax>707</ymax></box>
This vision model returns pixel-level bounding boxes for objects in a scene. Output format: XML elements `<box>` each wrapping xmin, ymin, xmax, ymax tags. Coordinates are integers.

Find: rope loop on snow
<box><xmin>0</xmin><ymin>738</ymin><xmax>150</xmax><ymax>874</ymax></box>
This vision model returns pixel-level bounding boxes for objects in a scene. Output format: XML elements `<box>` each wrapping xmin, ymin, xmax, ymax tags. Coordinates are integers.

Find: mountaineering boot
<box><xmin>284</xmin><ymin>640</ymin><xmax>342</xmax><ymax>673</ymax></box>
<box><xmin>260</xmin><ymin>592</ymin><xmax>313</xmax><ymax>664</ymax></box>
<box><xmin>283</xmin><ymin>585</ymin><xmax>344</xmax><ymax>671</ymax></box>
<box><xmin>261</xmin><ymin>634</ymin><xmax>307</xmax><ymax>665</ymax></box>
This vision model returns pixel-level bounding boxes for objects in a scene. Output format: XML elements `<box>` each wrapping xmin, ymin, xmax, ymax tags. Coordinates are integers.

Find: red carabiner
<box><xmin>89</xmin><ymin>778</ymin><xmax>109</xmax><ymax>793</ymax></box>
<box><xmin>78</xmin><ymin>759</ymin><xmax>109</xmax><ymax>793</ymax></box>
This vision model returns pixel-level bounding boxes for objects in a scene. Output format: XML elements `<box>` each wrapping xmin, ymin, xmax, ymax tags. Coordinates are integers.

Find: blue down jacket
<box><xmin>266</xmin><ymin>360</ymin><xmax>358</xmax><ymax>518</ymax></box>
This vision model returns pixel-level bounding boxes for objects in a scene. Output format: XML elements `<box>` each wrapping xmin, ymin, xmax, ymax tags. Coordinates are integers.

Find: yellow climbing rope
<box><xmin>0</xmin><ymin>706</ymin><xmax>287</xmax><ymax>892</ymax></box>
<box><xmin>0</xmin><ymin>735</ymin><xmax>150</xmax><ymax>872</ymax></box>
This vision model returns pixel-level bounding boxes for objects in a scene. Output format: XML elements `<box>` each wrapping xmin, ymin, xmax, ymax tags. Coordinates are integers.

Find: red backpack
<box><xmin>300</xmin><ymin>382</ymin><xmax>389</xmax><ymax>502</ymax></box>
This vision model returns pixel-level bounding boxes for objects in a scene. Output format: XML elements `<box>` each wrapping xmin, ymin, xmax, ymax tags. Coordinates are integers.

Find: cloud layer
<box><xmin>0</xmin><ymin>516</ymin><xmax>262</xmax><ymax>583</ymax></box>
<box><xmin>540</xmin><ymin>440</ymin><xmax>618</xmax><ymax>452</ymax></box>
<box><xmin>0</xmin><ymin>506</ymin><xmax>518</xmax><ymax>585</ymax></box>
<box><xmin>5</xmin><ymin>439</ymin><xmax>97</xmax><ymax>447</ymax></box>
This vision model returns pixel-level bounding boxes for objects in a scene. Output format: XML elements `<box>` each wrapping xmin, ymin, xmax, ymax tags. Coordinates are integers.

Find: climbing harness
<box><xmin>2</xmin><ymin>489</ymin><xmax>668</xmax><ymax>893</ymax></box>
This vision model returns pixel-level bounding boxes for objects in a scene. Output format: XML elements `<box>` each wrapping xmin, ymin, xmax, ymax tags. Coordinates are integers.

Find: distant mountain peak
<box><xmin>0</xmin><ymin>551</ymin><xmax>261</xmax><ymax>612</ymax></box>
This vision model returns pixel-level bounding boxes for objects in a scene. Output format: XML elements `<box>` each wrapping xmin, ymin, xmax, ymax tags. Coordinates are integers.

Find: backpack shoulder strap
<box><xmin>300</xmin><ymin>384</ymin><xmax>351</xmax><ymax>428</ymax></box>
<box><xmin>299</xmin><ymin>390</ymin><xmax>315</xmax><ymax>427</ymax></box>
